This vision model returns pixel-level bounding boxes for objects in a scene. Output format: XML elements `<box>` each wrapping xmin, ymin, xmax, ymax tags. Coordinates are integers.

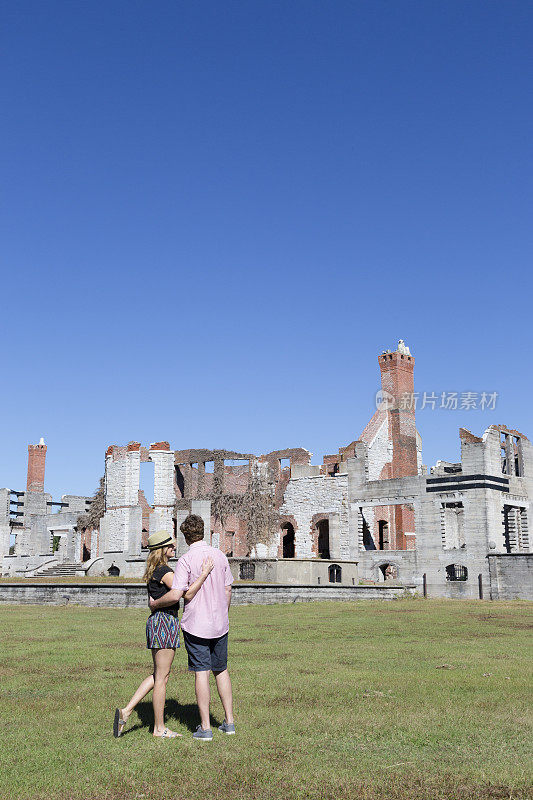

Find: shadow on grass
<box><xmin>123</xmin><ymin>700</ymin><xmax>222</xmax><ymax>735</ymax></box>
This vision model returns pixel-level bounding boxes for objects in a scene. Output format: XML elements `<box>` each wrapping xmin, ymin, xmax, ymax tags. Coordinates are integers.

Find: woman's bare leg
<box><xmin>120</xmin><ymin>673</ymin><xmax>155</xmax><ymax>723</ymax></box>
<box><xmin>152</xmin><ymin>648</ymin><xmax>176</xmax><ymax>736</ymax></box>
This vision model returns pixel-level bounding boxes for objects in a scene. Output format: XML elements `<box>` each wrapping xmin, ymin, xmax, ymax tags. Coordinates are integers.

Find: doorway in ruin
<box><xmin>317</xmin><ymin>519</ymin><xmax>330</xmax><ymax>559</ymax></box>
<box><xmin>378</xmin><ymin>520</ymin><xmax>389</xmax><ymax>550</ymax></box>
<box><xmin>282</xmin><ymin>522</ymin><xmax>295</xmax><ymax>558</ymax></box>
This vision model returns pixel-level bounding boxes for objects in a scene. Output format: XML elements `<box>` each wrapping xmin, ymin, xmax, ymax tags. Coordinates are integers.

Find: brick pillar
<box><xmin>27</xmin><ymin>439</ymin><xmax>47</xmax><ymax>492</ymax></box>
<box><xmin>379</xmin><ymin>348</ymin><xmax>417</xmax><ymax>549</ymax></box>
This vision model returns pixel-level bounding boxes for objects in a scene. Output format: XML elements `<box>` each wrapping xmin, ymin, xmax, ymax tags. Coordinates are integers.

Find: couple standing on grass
<box><xmin>113</xmin><ymin>514</ymin><xmax>235</xmax><ymax>741</ymax></box>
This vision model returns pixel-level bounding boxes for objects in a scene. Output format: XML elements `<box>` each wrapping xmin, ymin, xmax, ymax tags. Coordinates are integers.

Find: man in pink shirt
<box><xmin>149</xmin><ymin>514</ymin><xmax>235</xmax><ymax>741</ymax></box>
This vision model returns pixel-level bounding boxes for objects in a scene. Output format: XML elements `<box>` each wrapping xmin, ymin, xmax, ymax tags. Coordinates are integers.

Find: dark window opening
<box><xmin>379</xmin><ymin>563</ymin><xmax>398</xmax><ymax>581</ymax></box>
<box><xmin>502</xmin><ymin>504</ymin><xmax>529</xmax><ymax>552</ymax></box>
<box><xmin>328</xmin><ymin>564</ymin><xmax>341</xmax><ymax>583</ymax></box>
<box><xmin>108</xmin><ymin>564</ymin><xmax>120</xmax><ymax>577</ymax></box>
<box><xmin>443</xmin><ymin>465</ymin><xmax>462</xmax><ymax>474</ymax></box>
<box><xmin>501</xmin><ymin>445</ymin><xmax>507</xmax><ymax>475</ymax></box>
<box><xmin>82</xmin><ymin>544</ymin><xmax>91</xmax><ymax>562</ymax></box>
<box><xmin>445</xmin><ymin>564</ymin><xmax>468</xmax><ymax>581</ymax></box>
<box><xmin>282</xmin><ymin>523</ymin><xmax>295</xmax><ymax>558</ymax></box>
<box><xmin>317</xmin><ymin>519</ymin><xmax>330</xmax><ymax>559</ymax></box>
<box><xmin>503</xmin><ymin>505</ymin><xmax>514</xmax><ymax>553</ymax></box>
<box><xmin>362</xmin><ymin>517</ymin><xmax>376</xmax><ymax>550</ymax></box>
<box><xmin>378</xmin><ymin>520</ymin><xmax>389</xmax><ymax>550</ymax></box>
<box><xmin>175</xmin><ymin>466</ymin><xmax>185</xmax><ymax>497</ymax></box>
<box><xmin>239</xmin><ymin>561</ymin><xmax>255</xmax><ymax>580</ymax></box>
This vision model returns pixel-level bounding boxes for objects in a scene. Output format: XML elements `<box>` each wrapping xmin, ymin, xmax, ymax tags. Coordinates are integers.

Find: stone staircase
<box><xmin>35</xmin><ymin>562</ymin><xmax>85</xmax><ymax>578</ymax></box>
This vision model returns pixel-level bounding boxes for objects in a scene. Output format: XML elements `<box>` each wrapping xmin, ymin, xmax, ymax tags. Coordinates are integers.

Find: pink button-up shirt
<box><xmin>172</xmin><ymin>541</ymin><xmax>234</xmax><ymax>639</ymax></box>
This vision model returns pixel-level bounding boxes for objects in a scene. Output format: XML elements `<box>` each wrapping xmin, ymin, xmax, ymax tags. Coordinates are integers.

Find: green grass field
<box><xmin>1</xmin><ymin>600</ymin><xmax>532</xmax><ymax>800</ymax></box>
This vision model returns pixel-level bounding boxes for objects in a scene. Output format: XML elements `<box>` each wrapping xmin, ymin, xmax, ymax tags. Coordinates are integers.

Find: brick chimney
<box><xmin>27</xmin><ymin>438</ymin><xmax>47</xmax><ymax>492</ymax></box>
<box><xmin>379</xmin><ymin>343</ymin><xmax>417</xmax><ymax>478</ymax></box>
<box><xmin>379</xmin><ymin>343</ymin><xmax>417</xmax><ymax>550</ymax></box>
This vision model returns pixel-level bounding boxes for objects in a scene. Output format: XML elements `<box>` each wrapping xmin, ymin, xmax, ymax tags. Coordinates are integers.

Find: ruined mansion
<box><xmin>1</xmin><ymin>342</ymin><xmax>532</xmax><ymax>600</ymax></box>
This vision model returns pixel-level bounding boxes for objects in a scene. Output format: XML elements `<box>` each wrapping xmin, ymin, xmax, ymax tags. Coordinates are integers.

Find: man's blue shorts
<box><xmin>182</xmin><ymin>629</ymin><xmax>228</xmax><ymax>673</ymax></box>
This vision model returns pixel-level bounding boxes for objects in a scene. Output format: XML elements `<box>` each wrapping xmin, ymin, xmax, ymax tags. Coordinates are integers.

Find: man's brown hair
<box><xmin>180</xmin><ymin>514</ymin><xmax>205</xmax><ymax>545</ymax></box>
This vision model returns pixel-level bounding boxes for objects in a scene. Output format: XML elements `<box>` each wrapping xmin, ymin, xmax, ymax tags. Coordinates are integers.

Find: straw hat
<box><xmin>147</xmin><ymin>530</ymin><xmax>175</xmax><ymax>551</ymax></box>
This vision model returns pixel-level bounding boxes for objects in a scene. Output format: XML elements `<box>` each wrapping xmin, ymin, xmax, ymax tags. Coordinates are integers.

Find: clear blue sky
<box><xmin>2</xmin><ymin>1</ymin><xmax>532</xmax><ymax>499</ymax></box>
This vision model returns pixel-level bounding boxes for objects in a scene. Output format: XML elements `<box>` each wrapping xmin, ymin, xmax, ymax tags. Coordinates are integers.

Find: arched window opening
<box><xmin>328</xmin><ymin>564</ymin><xmax>342</xmax><ymax>583</ymax></box>
<box><xmin>282</xmin><ymin>523</ymin><xmax>295</xmax><ymax>558</ymax></box>
<box><xmin>108</xmin><ymin>564</ymin><xmax>120</xmax><ymax>577</ymax></box>
<box><xmin>446</xmin><ymin>564</ymin><xmax>468</xmax><ymax>581</ymax></box>
<box><xmin>379</xmin><ymin>563</ymin><xmax>398</xmax><ymax>581</ymax></box>
<box><xmin>378</xmin><ymin>520</ymin><xmax>389</xmax><ymax>551</ymax></box>
<box><xmin>239</xmin><ymin>561</ymin><xmax>255</xmax><ymax>580</ymax></box>
<box><xmin>317</xmin><ymin>519</ymin><xmax>330</xmax><ymax>559</ymax></box>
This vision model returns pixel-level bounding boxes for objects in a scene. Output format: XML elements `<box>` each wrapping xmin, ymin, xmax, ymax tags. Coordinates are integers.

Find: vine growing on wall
<box><xmin>76</xmin><ymin>476</ymin><xmax>105</xmax><ymax>531</ymax></box>
<box><xmin>176</xmin><ymin>460</ymin><xmax>280</xmax><ymax>556</ymax></box>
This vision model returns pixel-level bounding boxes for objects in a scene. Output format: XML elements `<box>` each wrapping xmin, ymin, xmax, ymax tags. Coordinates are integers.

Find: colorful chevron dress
<box><xmin>146</xmin><ymin>565</ymin><xmax>180</xmax><ymax>649</ymax></box>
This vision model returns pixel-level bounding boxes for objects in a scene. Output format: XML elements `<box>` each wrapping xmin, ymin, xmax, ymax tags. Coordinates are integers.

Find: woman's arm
<box><xmin>151</xmin><ymin>571</ymin><xmax>184</xmax><ymax>609</ymax></box>
<box><xmin>184</xmin><ymin>557</ymin><xmax>214</xmax><ymax>602</ymax></box>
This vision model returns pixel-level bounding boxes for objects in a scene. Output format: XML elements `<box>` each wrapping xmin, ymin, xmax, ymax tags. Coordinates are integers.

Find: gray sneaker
<box><xmin>193</xmin><ymin>725</ymin><xmax>213</xmax><ymax>741</ymax></box>
<box><xmin>218</xmin><ymin>720</ymin><xmax>236</xmax><ymax>735</ymax></box>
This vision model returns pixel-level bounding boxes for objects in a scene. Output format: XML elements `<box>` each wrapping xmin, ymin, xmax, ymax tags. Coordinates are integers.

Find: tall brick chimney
<box><xmin>27</xmin><ymin>438</ymin><xmax>47</xmax><ymax>492</ymax></box>
<box><xmin>379</xmin><ymin>342</ymin><xmax>417</xmax><ymax>478</ymax></box>
<box><xmin>379</xmin><ymin>342</ymin><xmax>417</xmax><ymax>550</ymax></box>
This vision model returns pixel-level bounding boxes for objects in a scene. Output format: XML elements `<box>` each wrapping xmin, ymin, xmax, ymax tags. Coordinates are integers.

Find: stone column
<box><xmin>101</xmin><ymin>444</ymin><xmax>143</xmax><ymax>571</ymax></box>
<box><xmin>0</xmin><ymin>489</ymin><xmax>11</xmax><ymax>560</ymax></box>
<box><xmin>191</xmin><ymin>500</ymin><xmax>213</xmax><ymax>546</ymax></box>
<box><xmin>175</xmin><ymin>509</ymin><xmax>189</xmax><ymax>556</ymax></box>
<box><xmin>149</xmin><ymin>444</ymin><xmax>175</xmax><ymax>540</ymax></box>
<box><xmin>329</xmin><ymin>512</ymin><xmax>341</xmax><ymax>560</ymax></box>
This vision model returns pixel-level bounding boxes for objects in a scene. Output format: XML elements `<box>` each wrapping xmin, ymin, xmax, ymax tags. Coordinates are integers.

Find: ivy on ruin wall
<box><xmin>76</xmin><ymin>476</ymin><xmax>105</xmax><ymax>532</ymax></box>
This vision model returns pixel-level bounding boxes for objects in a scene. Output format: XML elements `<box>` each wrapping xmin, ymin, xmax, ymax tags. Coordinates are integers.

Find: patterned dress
<box><xmin>145</xmin><ymin>564</ymin><xmax>180</xmax><ymax>649</ymax></box>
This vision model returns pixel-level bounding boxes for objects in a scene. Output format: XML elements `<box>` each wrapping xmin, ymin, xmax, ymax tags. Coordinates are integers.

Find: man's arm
<box><xmin>149</xmin><ymin>558</ymin><xmax>214</xmax><ymax>611</ymax></box>
<box><xmin>225</xmin><ymin>585</ymin><xmax>232</xmax><ymax>610</ymax></box>
<box><xmin>149</xmin><ymin>587</ymin><xmax>184</xmax><ymax>611</ymax></box>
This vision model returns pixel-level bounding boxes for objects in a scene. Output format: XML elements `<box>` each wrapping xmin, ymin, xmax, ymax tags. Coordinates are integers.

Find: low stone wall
<box><xmin>0</xmin><ymin>582</ymin><xmax>416</xmax><ymax>608</ymax></box>
<box><xmin>487</xmin><ymin>554</ymin><xmax>533</xmax><ymax>600</ymax></box>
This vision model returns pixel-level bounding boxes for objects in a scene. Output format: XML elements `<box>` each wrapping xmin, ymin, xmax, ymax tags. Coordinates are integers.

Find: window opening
<box><xmin>378</xmin><ymin>520</ymin><xmax>389</xmax><ymax>550</ymax></box>
<box><xmin>317</xmin><ymin>519</ymin><xmax>330</xmax><ymax>559</ymax></box>
<box><xmin>282</xmin><ymin>522</ymin><xmax>295</xmax><ymax>558</ymax></box>
<box><xmin>139</xmin><ymin>461</ymin><xmax>155</xmax><ymax>507</ymax></box>
<box><xmin>445</xmin><ymin>564</ymin><xmax>468</xmax><ymax>581</ymax></box>
<box><xmin>239</xmin><ymin>561</ymin><xmax>255</xmax><ymax>580</ymax></box>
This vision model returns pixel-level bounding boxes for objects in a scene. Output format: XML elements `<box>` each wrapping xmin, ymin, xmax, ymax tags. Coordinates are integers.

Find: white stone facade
<box><xmin>279</xmin><ymin>474</ymin><xmax>350</xmax><ymax>559</ymax></box>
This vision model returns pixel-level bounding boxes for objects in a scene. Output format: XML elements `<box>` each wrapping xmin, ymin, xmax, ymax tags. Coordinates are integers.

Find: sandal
<box><xmin>113</xmin><ymin>708</ymin><xmax>127</xmax><ymax>738</ymax></box>
<box><xmin>154</xmin><ymin>728</ymin><xmax>183</xmax><ymax>738</ymax></box>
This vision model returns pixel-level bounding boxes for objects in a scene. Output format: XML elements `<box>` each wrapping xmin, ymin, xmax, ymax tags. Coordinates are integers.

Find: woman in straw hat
<box><xmin>113</xmin><ymin>529</ymin><xmax>214</xmax><ymax>738</ymax></box>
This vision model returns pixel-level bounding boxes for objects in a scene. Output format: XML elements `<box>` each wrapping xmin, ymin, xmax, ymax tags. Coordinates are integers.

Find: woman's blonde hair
<box><xmin>143</xmin><ymin>547</ymin><xmax>171</xmax><ymax>584</ymax></box>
